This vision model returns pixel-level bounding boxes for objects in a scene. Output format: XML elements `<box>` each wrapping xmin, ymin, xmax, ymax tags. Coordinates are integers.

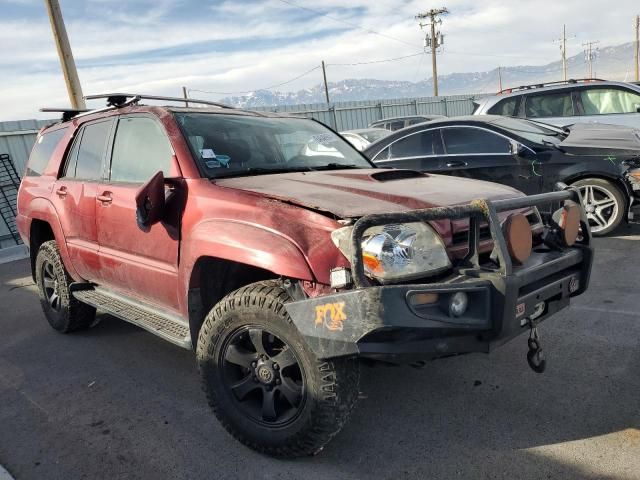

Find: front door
<box><xmin>95</xmin><ymin>115</ymin><xmax>182</xmax><ymax>312</ymax></box>
<box><xmin>438</xmin><ymin>126</ymin><xmax>540</xmax><ymax>195</ymax></box>
<box><xmin>51</xmin><ymin>119</ymin><xmax>114</xmax><ymax>280</ymax></box>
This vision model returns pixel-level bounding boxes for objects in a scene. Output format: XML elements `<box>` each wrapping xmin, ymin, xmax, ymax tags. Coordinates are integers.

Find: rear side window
<box><xmin>442</xmin><ymin>127</ymin><xmax>510</xmax><ymax>155</ymax></box>
<box><xmin>580</xmin><ymin>88</ymin><xmax>640</xmax><ymax>115</ymax></box>
<box><xmin>70</xmin><ymin>120</ymin><xmax>113</xmax><ymax>180</ymax></box>
<box><xmin>488</xmin><ymin>97</ymin><xmax>519</xmax><ymax>116</ymax></box>
<box><xmin>110</xmin><ymin>117</ymin><xmax>173</xmax><ymax>183</ymax></box>
<box><xmin>390</xmin><ymin>130</ymin><xmax>442</xmax><ymax>158</ymax></box>
<box><xmin>525</xmin><ymin>91</ymin><xmax>574</xmax><ymax>118</ymax></box>
<box><xmin>26</xmin><ymin>128</ymin><xmax>66</xmax><ymax>176</ymax></box>
<box><xmin>389</xmin><ymin>121</ymin><xmax>404</xmax><ymax>131</ymax></box>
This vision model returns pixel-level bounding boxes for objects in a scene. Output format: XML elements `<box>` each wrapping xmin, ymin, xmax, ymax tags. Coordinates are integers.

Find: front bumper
<box><xmin>285</xmin><ymin>188</ymin><xmax>594</xmax><ymax>363</ymax></box>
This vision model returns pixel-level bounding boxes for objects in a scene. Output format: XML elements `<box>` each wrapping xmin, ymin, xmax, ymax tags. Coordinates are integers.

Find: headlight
<box><xmin>331</xmin><ymin>222</ymin><xmax>451</xmax><ymax>283</ymax></box>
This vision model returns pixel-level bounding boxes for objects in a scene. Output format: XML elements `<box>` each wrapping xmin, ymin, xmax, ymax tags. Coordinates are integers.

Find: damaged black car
<box><xmin>364</xmin><ymin>115</ymin><xmax>640</xmax><ymax>235</ymax></box>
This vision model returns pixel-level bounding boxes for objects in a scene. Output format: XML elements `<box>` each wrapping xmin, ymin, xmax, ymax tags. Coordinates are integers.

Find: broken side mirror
<box><xmin>135</xmin><ymin>171</ymin><xmax>166</xmax><ymax>228</ymax></box>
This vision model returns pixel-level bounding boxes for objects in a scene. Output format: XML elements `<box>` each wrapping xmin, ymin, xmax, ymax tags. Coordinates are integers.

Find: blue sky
<box><xmin>1</xmin><ymin>0</ymin><xmax>639</xmax><ymax>120</ymax></box>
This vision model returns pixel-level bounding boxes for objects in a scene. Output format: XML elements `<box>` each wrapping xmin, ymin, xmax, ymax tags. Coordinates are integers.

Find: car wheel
<box><xmin>196</xmin><ymin>280</ymin><xmax>359</xmax><ymax>457</ymax></box>
<box><xmin>571</xmin><ymin>178</ymin><xmax>625</xmax><ymax>236</ymax></box>
<box><xmin>35</xmin><ymin>240</ymin><xmax>96</xmax><ymax>332</ymax></box>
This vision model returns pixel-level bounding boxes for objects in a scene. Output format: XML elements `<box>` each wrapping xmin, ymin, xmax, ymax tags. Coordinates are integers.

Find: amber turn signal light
<box><xmin>503</xmin><ymin>214</ymin><xmax>532</xmax><ymax>264</ymax></box>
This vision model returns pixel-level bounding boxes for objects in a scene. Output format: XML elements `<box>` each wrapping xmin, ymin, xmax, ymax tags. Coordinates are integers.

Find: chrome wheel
<box><xmin>578</xmin><ymin>184</ymin><xmax>619</xmax><ymax>234</ymax></box>
<box><xmin>41</xmin><ymin>260</ymin><xmax>61</xmax><ymax>312</ymax></box>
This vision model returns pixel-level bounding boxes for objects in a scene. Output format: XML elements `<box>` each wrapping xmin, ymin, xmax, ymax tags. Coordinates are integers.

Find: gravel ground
<box><xmin>0</xmin><ymin>228</ymin><xmax>638</xmax><ymax>480</ymax></box>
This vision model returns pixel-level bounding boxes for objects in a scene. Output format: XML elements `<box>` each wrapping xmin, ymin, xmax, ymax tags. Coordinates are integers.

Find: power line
<box><xmin>327</xmin><ymin>52</ymin><xmax>424</xmax><ymax>66</ymax></box>
<box><xmin>188</xmin><ymin>65</ymin><xmax>322</xmax><ymax>96</ymax></box>
<box><xmin>275</xmin><ymin>0</ymin><xmax>420</xmax><ymax>48</ymax></box>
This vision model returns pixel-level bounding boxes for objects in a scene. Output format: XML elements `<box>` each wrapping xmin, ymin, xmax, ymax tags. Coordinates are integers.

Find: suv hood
<box><xmin>215</xmin><ymin>169</ymin><xmax>523</xmax><ymax>218</ymax></box>
<box><xmin>560</xmin><ymin>123</ymin><xmax>640</xmax><ymax>156</ymax></box>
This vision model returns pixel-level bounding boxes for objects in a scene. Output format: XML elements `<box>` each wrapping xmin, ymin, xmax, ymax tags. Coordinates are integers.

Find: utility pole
<box><xmin>416</xmin><ymin>7</ymin><xmax>449</xmax><ymax>97</ymax></box>
<box><xmin>321</xmin><ymin>61</ymin><xmax>338</xmax><ymax>129</ymax></box>
<box><xmin>321</xmin><ymin>60</ymin><xmax>330</xmax><ymax>104</ymax></box>
<box><xmin>44</xmin><ymin>0</ymin><xmax>85</xmax><ymax>109</ymax></box>
<box><xmin>554</xmin><ymin>24</ymin><xmax>574</xmax><ymax>81</ymax></box>
<box><xmin>635</xmin><ymin>15</ymin><xmax>639</xmax><ymax>82</ymax></box>
<box><xmin>583</xmin><ymin>40</ymin><xmax>600</xmax><ymax>78</ymax></box>
<box><xmin>498</xmin><ymin>66</ymin><xmax>503</xmax><ymax>92</ymax></box>
<box><xmin>182</xmin><ymin>86</ymin><xmax>189</xmax><ymax>107</ymax></box>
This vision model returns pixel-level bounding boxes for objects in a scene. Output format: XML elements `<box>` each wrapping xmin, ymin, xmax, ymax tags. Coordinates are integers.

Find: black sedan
<box><xmin>363</xmin><ymin>115</ymin><xmax>640</xmax><ymax>235</ymax></box>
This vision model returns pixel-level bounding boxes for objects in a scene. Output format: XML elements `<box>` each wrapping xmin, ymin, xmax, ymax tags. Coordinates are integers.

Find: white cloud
<box><xmin>1</xmin><ymin>0</ymin><xmax>640</xmax><ymax>120</ymax></box>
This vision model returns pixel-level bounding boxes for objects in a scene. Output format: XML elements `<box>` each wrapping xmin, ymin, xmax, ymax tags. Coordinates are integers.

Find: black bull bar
<box><xmin>285</xmin><ymin>186</ymin><xmax>594</xmax><ymax>362</ymax></box>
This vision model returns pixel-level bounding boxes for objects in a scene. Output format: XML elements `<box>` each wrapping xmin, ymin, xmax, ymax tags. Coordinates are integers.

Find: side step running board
<box><xmin>73</xmin><ymin>287</ymin><xmax>192</xmax><ymax>350</ymax></box>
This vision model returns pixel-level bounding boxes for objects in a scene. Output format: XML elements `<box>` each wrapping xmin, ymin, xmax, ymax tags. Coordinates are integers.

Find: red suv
<box><xmin>17</xmin><ymin>94</ymin><xmax>593</xmax><ymax>457</ymax></box>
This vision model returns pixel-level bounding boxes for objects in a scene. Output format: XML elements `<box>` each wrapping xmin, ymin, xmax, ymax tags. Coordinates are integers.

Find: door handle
<box><xmin>446</xmin><ymin>160</ymin><xmax>468</xmax><ymax>168</ymax></box>
<box><xmin>97</xmin><ymin>192</ymin><xmax>113</xmax><ymax>204</ymax></box>
<box><xmin>55</xmin><ymin>186</ymin><xmax>68</xmax><ymax>197</ymax></box>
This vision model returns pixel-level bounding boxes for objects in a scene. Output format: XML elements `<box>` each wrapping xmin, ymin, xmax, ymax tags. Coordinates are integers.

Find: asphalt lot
<box><xmin>0</xmin><ymin>228</ymin><xmax>639</xmax><ymax>480</ymax></box>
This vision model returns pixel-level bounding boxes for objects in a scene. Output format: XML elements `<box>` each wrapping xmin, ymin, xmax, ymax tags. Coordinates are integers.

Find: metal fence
<box><xmin>251</xmin><ymin>93</ymin><xmax>485</xmax><ymax>131</ymax></box>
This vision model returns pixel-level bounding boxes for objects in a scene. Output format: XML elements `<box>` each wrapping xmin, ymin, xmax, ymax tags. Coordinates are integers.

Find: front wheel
<box><xmin>196</xmin><ymin>280</ymin><xmax>359</xmax><ymax>457</ymax></box>
<box><xmin>572</xmin><ymin>178</ymin><xmax>626</xmax><ymax>236</ymax></box>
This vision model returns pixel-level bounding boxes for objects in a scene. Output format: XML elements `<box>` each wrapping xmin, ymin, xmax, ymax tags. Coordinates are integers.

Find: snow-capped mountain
<box><xmin>220</xmin><ymin>42</ymin><xmax>637</xmax><ymax>108</ymax></box>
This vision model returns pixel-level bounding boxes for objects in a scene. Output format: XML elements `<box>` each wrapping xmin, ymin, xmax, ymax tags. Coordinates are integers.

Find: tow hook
<box><xmin>526</xmin><ymin>322</ymin><xmax>546</xmax><ymax>373</ymax></box>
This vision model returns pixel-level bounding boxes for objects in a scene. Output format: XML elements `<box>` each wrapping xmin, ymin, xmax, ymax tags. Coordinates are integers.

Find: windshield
<box><xmin>175</xmin><ymin>113</ymin><xmax>372</xmax><ymax>178</ymax></box>
<box><xmin>489</xmin><ymin>116</ymin><xmax>566</xmax><ymax>144</ymax></box>
<box><xmin>358</xmin><ymin>129</ymin><xmax>391</xmax><ymax>143</ymax></box>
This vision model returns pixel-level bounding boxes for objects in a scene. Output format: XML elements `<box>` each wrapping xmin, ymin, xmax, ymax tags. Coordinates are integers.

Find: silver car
<box><xmin>473</xmin><ymin>79</ymin><xmax>640</xmax><ymax>129</ymax></box>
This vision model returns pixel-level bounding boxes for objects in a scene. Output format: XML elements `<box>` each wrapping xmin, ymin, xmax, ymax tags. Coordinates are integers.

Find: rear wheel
<box><xmin>35</xmin><ymin>240</ymin><xmax>96</xmax><ymax>332</ymax></box>
<box><xmin>571</xmin><ymin>178</ymin><xmax>625</xmax><ymax>236</ymax></box>
<box><xmin>197</xmin><ymin>280</ymin><xmax>359</xmax><ymax>457</ymax></box>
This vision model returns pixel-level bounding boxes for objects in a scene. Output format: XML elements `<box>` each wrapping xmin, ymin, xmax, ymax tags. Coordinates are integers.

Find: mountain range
<box><xmin>221</xmin><ymin>42</ymin><xmax>638</xmax><ymax>108</ymax></box>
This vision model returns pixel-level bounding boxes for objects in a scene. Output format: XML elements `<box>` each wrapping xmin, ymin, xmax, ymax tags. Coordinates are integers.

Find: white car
<box><xmin>472</xmin><ymin>79</ymin><xmax>640</xmax><ymax>129</ymax></box>
<box><xmin>340</xmin><ymin>128</ymin><xmax>391</xmax><ymax>151</ymax></box>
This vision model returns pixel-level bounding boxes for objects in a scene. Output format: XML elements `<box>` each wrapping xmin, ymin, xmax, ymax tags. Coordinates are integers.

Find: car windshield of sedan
<box><xmin>489</xmin><ymin>116</ymin><xmax>566</xmax><ymax>144</ymax></box>
<box><xmin>174</xmin><ymin>113</ymin><xmax>372</xmax><ymax>178</ymax></box>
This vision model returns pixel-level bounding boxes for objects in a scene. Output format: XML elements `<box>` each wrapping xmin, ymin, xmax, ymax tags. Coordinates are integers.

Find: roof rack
<box><xmin>498</xmin><ymin>78</ymin><xmax>606</xmax><ymax>95</ymax></box>
<box><xmin>84</xmin><ymin>93</ymin><xmax>234</xmax><ymax>109</ymax></box>
<box><xmin>39</xmin><ymin>107</ymin><xmax>90</xmax><ymax>122</ymax></box>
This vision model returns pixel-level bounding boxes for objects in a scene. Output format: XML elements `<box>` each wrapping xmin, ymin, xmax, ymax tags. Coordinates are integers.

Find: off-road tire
<box><xmin>196</xmin><ymin>280</ymin><xmax>359</xmax><ymax>457</ymax></box>
<box><xmin>571</xmin><ymin>178</ymin><xmax>626</xmax><ymax>236</ymax></box>
<box><xmin>35</xmin><ymin>240</ymin><xmax>96</xmax><ymax>332</ymax></box>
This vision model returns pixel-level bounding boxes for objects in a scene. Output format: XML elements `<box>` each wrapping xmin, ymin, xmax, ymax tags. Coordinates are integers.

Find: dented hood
<box><xmin>215</xmin><ymin>169</ymin><xmax>524</xmax><ymax>217</ymax></box>
<box><xmin>560</xmin><ymin>123</ymin><xmax>640</xmax><ymax>155</ymax></box>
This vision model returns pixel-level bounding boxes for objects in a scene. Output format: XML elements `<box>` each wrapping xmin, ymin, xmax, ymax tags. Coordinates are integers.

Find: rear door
<box><xmin>51</xmin><ymin>119</ymin><xmax>114</xmax><ymax>280</ymax></box>
<box><xmin>439</xmin><ymin>126</ymin><xmax>539</xmax><ymax>194</ymax></box>
<box><xmin>576</xmin><ymin>86</ymin><xmax>640</xmax><ymax>128</ymax></box>
<box><xmin>95</xmin><ymin>115</ymin><xmax>182</xmax><ymax>312</ymax></box>
<box><xmin>522</xmin><ymin>89</ymin><xmax>578</xmax><ymax>127</ymax></box>
<box><xmin>370</xmin><ymin>128</ymin><xmax>444</xmax><ymax>172</ymax></box>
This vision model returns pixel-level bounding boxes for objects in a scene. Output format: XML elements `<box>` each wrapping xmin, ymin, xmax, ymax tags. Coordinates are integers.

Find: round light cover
<box><xmin>553</xmin><ymin>201</ymin><xmax>581</xmax><ymax>246</ymax></box>
<box><xmin>503</xmin><ymin>214</ymin><xmax>532</xmax><ymax>264</ymax></box>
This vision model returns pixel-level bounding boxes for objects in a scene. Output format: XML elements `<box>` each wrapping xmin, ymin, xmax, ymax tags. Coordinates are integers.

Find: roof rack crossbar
<box><xmin>498</xmin><ymin>78</ymin><xmax>606</xmax><ymax>95</ymax></box>
<box><xmin>39</xmin><ymin>107</ymin><xmax>91</xmax><ymax>122</ymax></box>
<box><xmin>84</xmin><ymin>93</ymin><xmax>234</xmax><ymax>109</ymax></box>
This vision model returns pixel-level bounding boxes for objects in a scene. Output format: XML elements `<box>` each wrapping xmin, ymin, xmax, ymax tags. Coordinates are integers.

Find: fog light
<box><xmin>553</xmin><ymin>201</ymin><xmax>580</xmax><ymax>246</ymax></box>
<box><xmin>449</xmin><ymin>292</ymin><xmax>469</xmax><ymax>317</ymax></box>
<box><xmin>503</xmin><ymin>214</ymin><xmax>532</xmax><ymax>264</ymax></box>
<box><xmin>330</xmin><ymin>267</ymin><xmax>352</xmax><ymax>289</ymax></box>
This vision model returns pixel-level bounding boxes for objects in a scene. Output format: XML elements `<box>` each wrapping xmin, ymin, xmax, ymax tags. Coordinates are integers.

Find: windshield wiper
<box><xmin>213</xmin><ymin>166</ymin><xmax>311</xmax><ymax>179</ymax></box>
<box><xmin>308</xmin><ymin>163</ymin><xmax>364</xmax><ymax>171</ymax></box>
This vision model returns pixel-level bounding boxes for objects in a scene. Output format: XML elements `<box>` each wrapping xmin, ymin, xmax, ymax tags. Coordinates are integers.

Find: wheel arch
<box><xmin>564</xmin><ymin>172</ymin><xmax>631</xmax><ymax>209</ymax></box>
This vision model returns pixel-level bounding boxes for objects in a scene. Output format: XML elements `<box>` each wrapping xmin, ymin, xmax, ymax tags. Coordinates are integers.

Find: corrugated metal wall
<box><xmin>0</xmin><ymin>119</ymin><xmax>53</xmax><ymax>175</ymax></box>
<box><xmin>252</xmin><ymin>93</ymin><xmax>484</xmax><ymax>131</ymax></box>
